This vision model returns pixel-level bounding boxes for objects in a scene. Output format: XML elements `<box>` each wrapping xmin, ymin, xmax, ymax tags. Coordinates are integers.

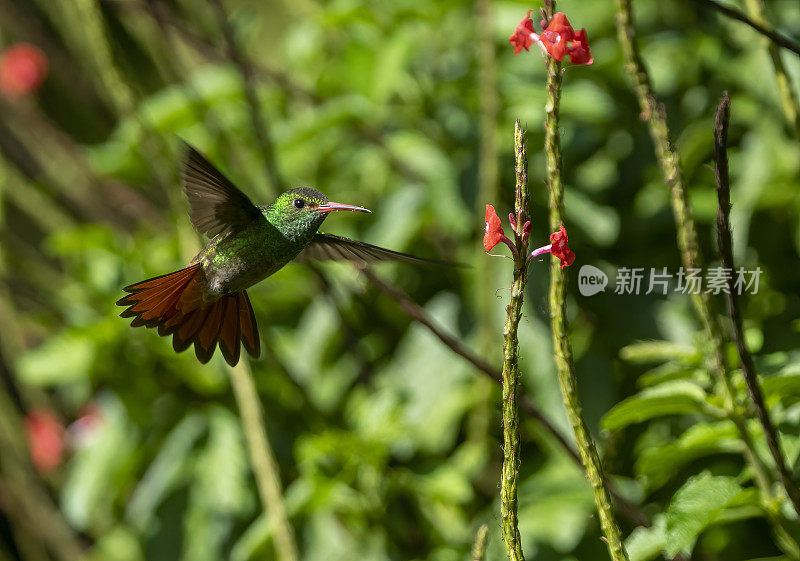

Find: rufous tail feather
<box><xmin>116</xmin><ymin>264</ymin><xmax>260</xmax><ymax>365</ymax></box>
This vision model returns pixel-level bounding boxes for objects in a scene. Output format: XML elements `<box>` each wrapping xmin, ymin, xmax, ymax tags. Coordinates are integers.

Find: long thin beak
<box><xmin>317</xmin><ymin>201</ymin><xmax>371</xmax><ymax>214</ymax></box>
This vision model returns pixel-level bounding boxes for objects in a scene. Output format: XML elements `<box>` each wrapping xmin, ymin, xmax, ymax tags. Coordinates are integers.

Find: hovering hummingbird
<box><xmin>117</xmin><ymin>145</ymin><xmax>447</xmax><ymax>366</ymax></box>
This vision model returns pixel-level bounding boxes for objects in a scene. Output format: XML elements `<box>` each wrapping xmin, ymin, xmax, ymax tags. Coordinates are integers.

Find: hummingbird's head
<box><xmin>271</xmin><ymin>187</ymin><xmax>371</xmax><ymax>240</ymax></box>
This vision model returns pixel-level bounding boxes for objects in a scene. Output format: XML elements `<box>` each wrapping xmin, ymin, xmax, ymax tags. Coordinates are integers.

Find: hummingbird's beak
<box><xmin>317</xmin><ymin>201</ymin><xmax>371</xmax><ymax>214</ymax></box>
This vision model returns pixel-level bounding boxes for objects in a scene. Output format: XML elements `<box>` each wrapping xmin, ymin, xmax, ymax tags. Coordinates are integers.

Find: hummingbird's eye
<box><xmin>293</xmin><ymin>198</ymin><xmax>305</xmax><ymax>209</ymax></box>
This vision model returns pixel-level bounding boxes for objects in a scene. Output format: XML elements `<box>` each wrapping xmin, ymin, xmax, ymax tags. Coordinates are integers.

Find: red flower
<box><xmin>484</xmin><ymin>205</ymin><xmax>505</xmax><ymax>251</ymax></box>
<box><xmin>542</xmin><ymin>13</ymin><xmax>574</xmax><ymax>42</ymax></box>
<box><xmin>568</xmin><ymin>29</ymin><xmax>593</xmax><ymax>65</ymax></box>
<box><xmin>25</xmin><ymin>409</ymin><xmax>65</xmax><ymax>474</ymax></box>
<box><xmin>0</xmin><ymin>44</ymin><xmax>47</xmax><ymax>97</ymax></box>
<box><xmin>539</xmin><ymin>12</ymin><xmax>575</xmax><ymax>62</ymax></box>
<box><xmin>508</xmin><ymin>10</ymin><xmax>538</xmax><ymax>55</ymax></box>
<box><xmin>549</xmin><ymin>225</ymin><xmax>575</xmax><ymax>268</ymax></box>
<box><xmin>510</xmin><ymin>11</ymin><xmax>593</xmax><ymax>66</ymax></box>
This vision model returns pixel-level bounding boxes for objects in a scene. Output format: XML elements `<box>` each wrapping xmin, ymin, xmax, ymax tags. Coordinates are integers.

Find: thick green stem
<box><xmin>543</xmin><ymin>26</ymin><xmax>629</xmax><ymax>561</ymax></box>
<box><xmin>614</xmin><ymin>0</ymin><xmax>800</xmax><ymax>555</ymax></box>
<box><xmin>226</xmin><ymin>360</ymin><xmax>299</xmax><ymax>561</ymax></box>
<box><xmin>499</xmin><ymin>120</ymin><xmax>528</xmax><ymax>561</ymax></box>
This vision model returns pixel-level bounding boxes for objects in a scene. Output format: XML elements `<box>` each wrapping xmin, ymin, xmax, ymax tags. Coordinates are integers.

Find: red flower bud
<box><xmin>484</xmin><ymin>205</ymin><xmax>505</xmax><ymax>251</ymax></box>
<box><xmin>0</xmin><ymin>44</ymin><xmax>48</xmax><ymax>97</ymax></box>
<box><xmin>549</xmin><ymin>225</ymin><xmax>575</xmax><ymax>268</ymax></box>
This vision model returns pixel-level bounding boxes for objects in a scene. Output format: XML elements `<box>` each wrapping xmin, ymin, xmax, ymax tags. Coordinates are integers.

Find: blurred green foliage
<box><xmin>0</xmin><ymin>0</ymin><xmax>799</xmax><ymax>560</ymax></box>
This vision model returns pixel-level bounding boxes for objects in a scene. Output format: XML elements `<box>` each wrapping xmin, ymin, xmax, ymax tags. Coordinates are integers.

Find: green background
<box><xmin>1</xmin><ymin>0</ymin><xmax>799</xmax><ymax>559</ymax></box>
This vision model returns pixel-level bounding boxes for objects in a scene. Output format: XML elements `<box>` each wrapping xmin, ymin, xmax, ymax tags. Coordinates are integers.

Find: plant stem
<box><xmin>543</xmin><ymin>14</ymin><xmax>629</xmax><ymax>561</ymax></box>
<box><xmin>713</xmin><ymin>92</ymin><xmax>800</xmax><ymax>517</ymax></box>
<box><xmin>741</xmin><ymin>0</ymin><xmax>800</xmax><ymax>137</ymax></box>
<box><xmin>226</xmin><ymin>360</ymin><xmax>299</xmax><ymax>561</ymax></box>
<box><xmin>615</xmin><ymin>1</ymin><xmax>800</xmax><ymax>554</ymax></box>
<box><xmin>471</xmin><ymin>524</ymin><xmax>489</xmax><ymax>561</ymax></box>
<box><xmin>209</xmin><ymin>0</ymin><xmax>284</xmax><ymax>195</ymax></box>
<box><xmin>693</xmin><ymin>0</ymin><xmax>800</xmax><ymax>59</ymax></box>
<box><xmin>499</xmin><ymin>120</ymin><xmax>529</xmax><ymax>561</ymax></box>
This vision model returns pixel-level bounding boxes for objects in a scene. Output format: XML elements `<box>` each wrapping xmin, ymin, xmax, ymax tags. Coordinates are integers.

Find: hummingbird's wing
<box><xmin>298</xmin><ymin>233</ymin><xmax>456</xmax><ymax>267</ymax></box>
<box><xmin>181</xmin><ymin>144</ymin><xmax>263</xmax><ymax>238</ymax></box>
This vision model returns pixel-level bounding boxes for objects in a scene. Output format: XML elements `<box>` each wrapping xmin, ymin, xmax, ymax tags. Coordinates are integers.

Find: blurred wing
<box><xmin>181</xmin><ymin>144</ymin><xmax>263</xmax><ymax>238</ymax></box>
<box><xmin>298</xmin><ymin>233</ymin><xmax>457</xmax><ymax>267</ymax></box>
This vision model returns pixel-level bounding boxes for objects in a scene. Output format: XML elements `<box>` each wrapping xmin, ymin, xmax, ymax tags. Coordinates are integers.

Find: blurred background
<box><xmin>0</xmin><ymin>0</ymin><xmax>799</xmax><ymax>560</ymax></box>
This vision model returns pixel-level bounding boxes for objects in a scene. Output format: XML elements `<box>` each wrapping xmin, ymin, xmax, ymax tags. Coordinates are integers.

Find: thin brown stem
<box><xmin>209</xmin><ymin>0</ymin><xmax>284</xmax><ymax>194</ymax></box>
<box><xmin>692</xmin><ymin>0</ymin><xmax>800</xmax><ymax>58</ymax></box>
<box><xmin>713</xmin><ymin>92</ymin><xmax>800</xmax><ymax>517</ymax></box>
<box><xmin>740</xmin><ymin>0</ymin><xmax>800</xmax><ymax>136</ymax></box>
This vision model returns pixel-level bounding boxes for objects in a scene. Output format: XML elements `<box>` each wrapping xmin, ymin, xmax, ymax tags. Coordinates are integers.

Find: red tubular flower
<box><xmin>549</xmin><ymin>225</ymin><xmax>575</xmax><ymax>268</ymax></box>
<box><xmin>539</xmin><ymin>12</ymin><xmax>574</xmax><ymax>62</ymax></box>
<box><xmin>542</xmin><ymin>13</ymin><xmax>574</xmax><ymax>42</ymax></box>
<box><xmin>509</xmin><ymin>10</ymin><xmax>538</xmax><ymax>55</ymax></box>
<box><xmin>25</xmin><ymin>409</ymin><xmax>65</xmax><ymax>474</ymax></box>
<box><xmin>568</xmin><ymin>29</ymin><xmax>593</xmax><ymax>65</ymax></box>
<box><xmin>0</xmin><ymin>44</ymin><xmax>47</xmax><ymax>97</ymax></box>
<box><xmin>484</xmin><ymin>205</ymin><xmax>505</xmax><ymax>251</ymax></box>
<box><xmin>510</xmin><ymin>11</ymin><xmax>593</xmax><ymax>66</ymax></box>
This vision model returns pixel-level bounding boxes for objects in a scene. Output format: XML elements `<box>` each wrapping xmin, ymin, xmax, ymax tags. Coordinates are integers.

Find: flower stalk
<box><xmin>544</xmin><ymin>3</ymin><xmax>628</xmax><ymax>560</ymax></box>
<box><xmin>713</xmin><ymin>92</ymin><xmax>800</xmax><ymax>517</ymax></box>
<box><xmin>499</xmin><ymin>120</ymin><xmax>529</xmax><ymax>561</ymax></box>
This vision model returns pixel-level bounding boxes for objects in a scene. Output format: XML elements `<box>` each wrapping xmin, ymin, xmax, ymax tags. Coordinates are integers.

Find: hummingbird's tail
<box><xmin>116</xmin><ymin>264</ymin><xmax>260</xmax><ymax>366</ymax></box>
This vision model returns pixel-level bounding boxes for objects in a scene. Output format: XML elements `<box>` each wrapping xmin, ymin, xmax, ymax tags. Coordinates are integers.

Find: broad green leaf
<box><xmin>625</xmin><ymin>515</ymin><xmax>666</xmax><ymax>561</ymax></box>
<box><xmin>16</xmin><ymin>330</ymin><xmax>95</xmax><ymax>385</ymax></box>
<box><xmin>636</xmin><ymin>421</ymin><xmax>743</xmax><ymax>492</ymax></box>
<box><xmin>762</xmin><ymin>365</ymin><xmax>800</xmax><ymax>401</ymax></box>
<box><xmin>230</xmin><ymin>514</ymin><xmax>271</xmax><ymax>561</ymax></box>
<box><xmin>517</xmin><ymin>456</ymin><xmax>594</xmax><ymax>553</ymax></box>
<box><xmin>664</xmin><ymin>472</ymin><xmax>746</xmax><ymax>557</ymax></box>
<box><xmin>193</xmin><ymin>407</ymin><xmax>251</xmax><ymax>516</ymax></box>
<box><xmin>637</xmin><ymin>362</ymin><xmax>706</xmax><ymax>388</ymax></box>
<box><xmin>602</xmin><ymin>380</ymin><xmax>714</xmax><ymax>431</ymax></box>
<box><xmin>125</xmin><ymin>412</ymin><xmax>206</xmax><ymax>530</ymax></box>
<box><xmin>62</xmin><ymin>397</ymin><xmax>137</xmax><ymax>530</ymax></box>
<box><xmin>620</xmin><ymin>341</ymin><xmax>700</xmax><ymax>364</ymax></box>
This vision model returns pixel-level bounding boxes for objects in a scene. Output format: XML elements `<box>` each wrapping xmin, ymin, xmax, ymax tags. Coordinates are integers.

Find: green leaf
<box><xmin>16</xmin><ymin>330</ymin><xmax>95</xmax><ymax>385</ymax></box>
<box><xmin>602</xmin><ymin>380</ymin><xmax>714</xmax><ymax>431</ymax></box>
<box><xmin>636</xmin><ymin>421</ymin><xmax>743</xmax><ymax>492</ymax></box>
<box><xmin>230</xmin><ymin>514</ymin><xmax>271</xmax><ymax>561</ymax></box>
<box><xmin>638</xmin><ymin>362</ymin><xmax>707</xmax><ymax>389</ymax></box>
<box><xmin>625</xmin><ymin>515</ymin><xmax>666</xmax><ymax>561</ymax></box>
<box><xmin>664</xmin><ymin>472</ymin><xmax>746</xmax><ymax>557</ymax></box>
<box><xmin>61</xmin><ymin>397</ymin><xmax>136</xmax><ymax>530</ymax></box>
<box><xmin>125</xmin><ymin>412</ymin><xmax>206</xmax><ymax>530</ymax></box>
<box><xmin>620</xmin><ymin>341</ymin><xmax>700</xmax><ymax>364</ymax></box>
<box><xmin>762</xmin><ymin>364</ymin><xmax>800</xmax><ymax>401</ymax></box>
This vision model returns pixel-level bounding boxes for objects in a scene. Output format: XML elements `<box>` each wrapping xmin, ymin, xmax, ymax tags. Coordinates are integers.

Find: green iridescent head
<box><xmin>268</xmin><ymin>187</ymin><xmax>370</xmax><ymax>240</ymax></box>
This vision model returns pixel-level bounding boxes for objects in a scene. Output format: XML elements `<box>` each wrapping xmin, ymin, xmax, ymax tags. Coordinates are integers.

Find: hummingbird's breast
<box><xmin>192</xmin><ymin>218</ymin><xmax>308</xmax><ymax>298</ymax></box>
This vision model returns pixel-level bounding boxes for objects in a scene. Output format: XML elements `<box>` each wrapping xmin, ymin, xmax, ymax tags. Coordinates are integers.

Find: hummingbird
<box><xmin>117</xmin><ymin>145</ymin><xmax>448</xmax><ymax>366</ymax></box>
